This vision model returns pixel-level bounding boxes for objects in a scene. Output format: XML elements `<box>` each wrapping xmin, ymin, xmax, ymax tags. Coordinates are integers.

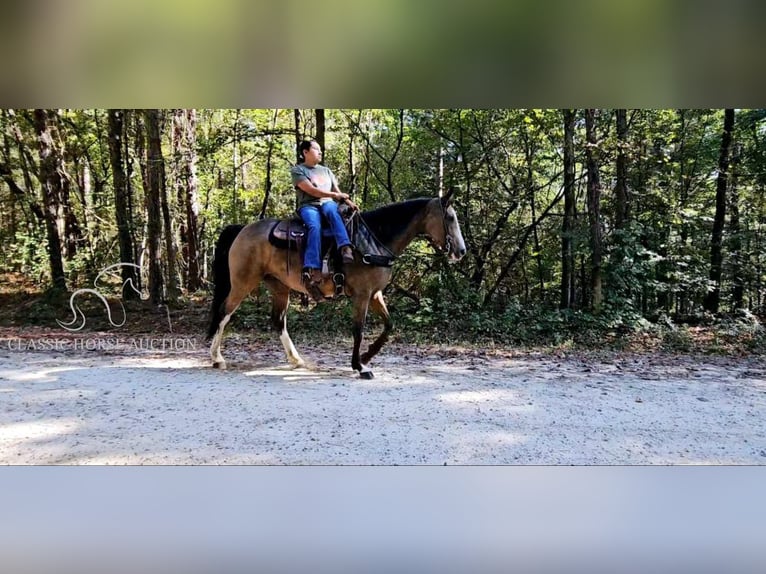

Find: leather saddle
<box><xmin>268</xmin><ymin>218</ymin><xmax>346</xmax><ymax>298</ymax></box>
<box><xmin>267</xmin><ymin>217</ymin><xmax>337</xmax><ymax>255</ymax></box>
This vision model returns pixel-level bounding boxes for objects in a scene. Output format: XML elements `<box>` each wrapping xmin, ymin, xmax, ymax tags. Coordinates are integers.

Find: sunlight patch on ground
<box><xmin>112</xmin><ymin>357</ymin><xmax>206</xmax><ymax>369</ymax></box>
<box><xmin>0</xmin><ymin>418</ymin><xmax>79</xmax><ymax>444</ymax></box>
<box><xmin>243</xmin><ymin>367</ymin><xmax>310</xmax><ymax>377</ymax></box>
<box><xmin>439</xmin><ymin>388</ymin><xmax>523</xmax><ymax>405</ymax></box>
<box><xmin>0</xmin><ymin>366</ymin><xmax>81</xmax><ymax>382</ymax></box>
<box><xmin>279</xmin><ymin>374</ymin><xmax>329</xmax><ymax>382</ymax></box>
<box><xmin>242</xmin><ymin>366</ymin><xmax>354</xmax><ymax>382</ymax></box>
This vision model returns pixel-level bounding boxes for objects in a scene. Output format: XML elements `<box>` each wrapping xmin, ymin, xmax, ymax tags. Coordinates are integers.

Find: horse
<box><xmin>206</xmin><ymin>189</ymin><xmax>466</xmax><ymax>379</ymax></box>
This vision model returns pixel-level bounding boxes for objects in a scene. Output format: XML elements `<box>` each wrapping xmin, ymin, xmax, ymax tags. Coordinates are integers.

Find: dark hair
<box><xmin>297</xmin><ymin>140</ymin><xmax>315</xmax><ymax>164</ymax></box>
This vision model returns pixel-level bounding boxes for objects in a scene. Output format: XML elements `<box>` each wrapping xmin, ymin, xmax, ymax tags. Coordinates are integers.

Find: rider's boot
<box><xmin>302</xmin><ymin>268</ymin><xmax>326</xmax><ymax>302</ymax></box>
<box><xmin>340</xmin><ymin>245</ymin><xmax>355</xmax><ymax>264</ymax></box>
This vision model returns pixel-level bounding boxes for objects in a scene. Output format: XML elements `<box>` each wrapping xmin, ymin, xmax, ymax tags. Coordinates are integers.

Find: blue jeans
<box><xmin>298</xmin><ymin>201</ymin><xmax>352</xmax><ymax>270</ymax></box>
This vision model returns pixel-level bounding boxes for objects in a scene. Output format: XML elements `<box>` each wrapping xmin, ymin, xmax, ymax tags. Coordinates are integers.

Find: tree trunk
<box><xmin>34</xmin><ymin>109</ymin><xmax>82</xmax><ymax>262</ymax></box>
<box><xmin>585</xmin><ymin>109</ymin><xmax>603</xmax><ymax>312</ymax></box>
<box><xmin>704</xmin><ymin>108</ymin><xmax>735</xmax><ymax>314</ymax></box>
<box><xmin>7</xmin><ymin>111</ymin><xmax>38</xmax><ymax>191</ymax></box>
<box><xmin>183</xmin><ymin>109</ymin><xmax>201</xmax><ymax>291</ymax></box>
<box><xmin>73</xmin><ymin>156</ymin><xmax>91</xmax><ymax>260</ymax></box>
<box><xmin>560</xmin><ymin>109</ymin><xmax>576</xmax><ymax>309</ymax></box>
<box><xmin>107</xmin><ymin>109</ymin><xmax>138</xmax><ymax>299</ymax></box>
<box><xmin>33</xmin><ymin>109</ymin><xmax>67</xmax><ymax>290</ymax></box>
<box><xmin>173</xmin><ymin>109</ymin><xmax>202</xmax><ymax>291</ymax></box>
<box><xmin>750</xmin><ymin>119</ymin><xmax>766</xmax><ymax>311</ymax></box>
<box><xmin>522</xmin><ymin>129</ymin><xmax>544</xmax><ymax>298</ymax></box>
<box><xmin>294</xmin><ymin>109</ymin><xmax>302</xmax><ymax>162</ymax></box>
<box><xmin>123</xmin><ymin>110</ymin><xmax>140</xmax><ymax>286</ymax></box>
<box><xmin>580</xmin><ymin>253</ymin><xmax>589</xmax><ymax>310</ymax></box>
<box><xmin>438</xmin><ymin>146</ymin><xmax>445</xmax><ymax>196</ymax></box>
<box><xmin>172</xmin><ymin>111</ymin><xmax>187</xmax><ymax>284</ymax></box>
<box><xmin>347</xmin><ymin>113</ymin><xmax>359</xmax><ymax>195</ymax></box>
<box><xmin>387</xmin><ymin>110</ymin><xmax>404</xmax><ymax>201</ymax></box>
<box><xmin>0</xmin><ymin>112</ymin><xmax>45</xmax><ymax>224</ymax></box>
<box><xmin>729</xmin><ymin>142</ymin><xmax>743</xmax><ymax>310</ymax></box>
<box><xmin>60</xmin><ymin>160</ymin><xmax>82</xmax><ymax>262</ymax></box>
<box><xmin>315</xmin><ymin>108</ymin><xmax>325</xmax><ymax>153</ymax></box>
<box><xmin>150</xmin><ymin>111</ymin><xmax>179</xmax><ymax>301</ymax></box>
<box><xmin>676</xmin><ymin>109</ymin><xmax>689</xmax><ymax>315</ymax></box>
<box><xmin>141</xmin><ymin>110</ymin><xmax>165</xmax><ymax>304</ymax></box>
<box><xmin>363</xmin><ymin>137</ymin><xmax>370</xmax><ymax>204</ymax></box>
<box><xmin>232</xmin><ymin>109</ymin><xmax>240</xmax><ymax>222</ymax></box>
<box><xmin>260</xmin><ymin>109</ymin><xmax>279</xmax><ymax>219</ymax></box>
<box><xmin>614</xmin><ymin>109</ymin><xmax>629</xmax><ymax>229</ymax></box>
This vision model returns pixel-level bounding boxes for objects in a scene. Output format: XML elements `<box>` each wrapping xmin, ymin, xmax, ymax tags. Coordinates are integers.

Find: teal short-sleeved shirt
<box><xmin>290</xmin><ymin>164</ymin><xmax>338</xmax><ymax>209</ymax></box>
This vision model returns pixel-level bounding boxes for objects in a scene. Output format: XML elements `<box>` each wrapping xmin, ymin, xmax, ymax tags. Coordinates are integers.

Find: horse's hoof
<box><xmin>359</xmin><ymin>370</ymin><xmax>374</xmax><ymax>380</ymax></box>
<box><xmin>212</xmin><ymin>361</ymin><xmax>227</xmax><ymax>370</ymax></box>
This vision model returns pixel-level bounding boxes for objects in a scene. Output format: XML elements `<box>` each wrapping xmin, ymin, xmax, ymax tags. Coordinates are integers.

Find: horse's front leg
<box><xmin>360</xmin><ymin>290</ymin><xmax>393</xmax><ymax>366</ymax></box>
<box><xmin>351</xmin><ymin>294</ymin><xmax>373</xmax><ymax>379</ymax></box>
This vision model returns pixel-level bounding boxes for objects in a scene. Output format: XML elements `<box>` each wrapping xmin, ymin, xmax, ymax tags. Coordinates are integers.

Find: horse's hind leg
<box><xmin>210</xmin><ymin>283</ymin><xmax>252</xmax><ymax>369</ymax></box>
<box><xmin>265</xmin><ymin>277</ymin><xmax>305</xmax><ymax>368</ymax></box>
<box><xmin>360</xmin><ymin>290</ymin><xmax>393</xmax><ymax>367</ymax></box>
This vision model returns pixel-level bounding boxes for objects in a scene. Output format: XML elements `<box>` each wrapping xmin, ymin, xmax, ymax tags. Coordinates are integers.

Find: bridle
<box><xmin>435</xmin><ymin>197</ymin><xmax>455</xmax><ymax>256</ymax></box>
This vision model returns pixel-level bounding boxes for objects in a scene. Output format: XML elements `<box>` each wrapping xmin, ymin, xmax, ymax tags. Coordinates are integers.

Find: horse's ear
<box><xmin>441</xmin><ymin>186</ymin><xmax>455</xmax><ymax>207</ymax></box>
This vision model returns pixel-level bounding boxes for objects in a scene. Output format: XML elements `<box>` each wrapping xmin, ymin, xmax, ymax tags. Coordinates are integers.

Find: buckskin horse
<box><xmin>206</xmin><ymin>189</ymin><xmax>466</xmax><ymax>378</ymax></box>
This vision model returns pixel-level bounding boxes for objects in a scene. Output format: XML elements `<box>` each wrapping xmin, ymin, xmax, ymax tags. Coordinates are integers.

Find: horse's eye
<box><xmin>446</xmin><ymin>214</ymin><xmax>454</xmax><ymax>222</ymax></box>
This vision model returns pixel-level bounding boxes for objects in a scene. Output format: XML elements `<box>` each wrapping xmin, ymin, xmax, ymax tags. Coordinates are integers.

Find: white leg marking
<box><xmin>280</xmin><ymin>329</ymin><xmax>305</xmax><ymax>368</ymax></box>
<box><xmin>210</xmin><ymin>313</ymin><xmax>231</xmax><ymax>367</ymax></box>
<box><xmin>359</xmin><ymin>363</ymin><xmax>373</xmax><ymax>375</ymax></box>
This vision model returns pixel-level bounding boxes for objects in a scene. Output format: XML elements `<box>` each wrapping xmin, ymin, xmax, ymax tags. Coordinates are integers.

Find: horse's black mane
<box><xmin>360</xmin><ymin>198</ymin><xmax>431</xmax><ymax>246</ymax></box>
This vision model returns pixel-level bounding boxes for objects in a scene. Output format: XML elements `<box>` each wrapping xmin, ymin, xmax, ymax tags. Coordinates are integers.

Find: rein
<box><xmin>347</xmin><ymin>209</ymin><xmax>396</xmax><ymax>266</ymax></box>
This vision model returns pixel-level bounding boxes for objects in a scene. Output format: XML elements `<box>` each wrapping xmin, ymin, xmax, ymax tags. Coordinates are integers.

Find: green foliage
<box><xmin>2</xmin><ymin>108</ymin><xmax>766</xmax><ymax>355</ymax></box>
<box><xmin>392</xmin><ymin>266</ymin><xmax>644</xmax><ymax>346</ymax></box>
<box><xmin>5</xmin><ymin>228</ymin><xmax>49</xmax><ymax>279</ymax></box>
<box><xmin>714</xmin><ymin>309</ymin><xmax>765</xmax><ymax>353</ymax></box>
<box><xmin>652</xmin><ymin>315</ymin><xmax>695</xmax><ymax>352</ymax></box>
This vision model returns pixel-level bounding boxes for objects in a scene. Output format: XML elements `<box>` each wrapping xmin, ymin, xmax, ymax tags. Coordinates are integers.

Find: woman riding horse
<box><xmin>292</xmin><ymin>140</ymin><xmax>357</xmax><ymax>299</ymax></box>
<box><xmin>207</xmin><ymin>189</ymin><xmax>466</xmax><ymax>379</ymax></box>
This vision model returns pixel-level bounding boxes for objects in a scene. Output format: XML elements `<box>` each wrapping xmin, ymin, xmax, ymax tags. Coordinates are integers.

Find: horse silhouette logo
<box><xmin>57</xmin><ymin>263</ymin><xmax>146</xmax><ymax>332</ymax></box>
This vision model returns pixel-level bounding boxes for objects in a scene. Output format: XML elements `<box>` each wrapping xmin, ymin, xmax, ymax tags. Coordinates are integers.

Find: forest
<box><xmin>1</xmin><ymin>109</ymin><xmax>764</xmax><ymax>349</ymax></box>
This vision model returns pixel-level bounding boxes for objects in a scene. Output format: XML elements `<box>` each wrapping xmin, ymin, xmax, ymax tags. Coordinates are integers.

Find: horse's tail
<box><xmin>206</xmin><ymin>224</ymin><xmax>245</xmax><ymax>340</ymax></box>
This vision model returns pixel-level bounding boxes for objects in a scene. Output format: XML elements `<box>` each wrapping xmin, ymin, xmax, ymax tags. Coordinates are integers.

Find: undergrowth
<box><xmin>1</xmin><ymin>272</ymin><xmax>763</xmax><ymax>355</ymax></box>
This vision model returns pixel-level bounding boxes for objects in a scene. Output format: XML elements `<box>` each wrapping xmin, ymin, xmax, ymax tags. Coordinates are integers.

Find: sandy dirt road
<box><xmin>1</xmin><ymin>332</ymin><xmax>765</xmax><ymax>464</ymax></box>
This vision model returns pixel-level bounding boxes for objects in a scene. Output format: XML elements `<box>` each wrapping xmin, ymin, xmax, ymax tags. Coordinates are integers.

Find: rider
<box><xmin>291</xmin><ymin>140</ymin><xmax>357</xmax><ymax>294</ymax></box>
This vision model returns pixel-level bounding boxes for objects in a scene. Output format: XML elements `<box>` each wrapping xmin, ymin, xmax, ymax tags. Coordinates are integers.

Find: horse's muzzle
<box><xmin>448</xmin><ymin>246</ymin><xmax>467</xmax><ymax>262</ymax></box>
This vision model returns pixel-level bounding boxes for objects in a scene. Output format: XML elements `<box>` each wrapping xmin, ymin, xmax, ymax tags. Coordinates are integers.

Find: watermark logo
<box><xmin>2</xmin><ymin>262</ymin><xmax>194</xmax><ymax>354</ymax></box>
<box><xmin>57</xmin><ymin>263</ymin><xmax>147</xmax><ymax>332</ymax></box>
<box><xmin>6</xmin><ymin>336</ymin><xmax>198</xmax><ymax>352</ymax></box>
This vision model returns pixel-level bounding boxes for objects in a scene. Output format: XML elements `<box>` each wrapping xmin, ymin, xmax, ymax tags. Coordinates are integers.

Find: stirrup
<box><xmin>333</xmin><ymin>273</ymin><xmax>345</xmax><ymax>296</ymax></box>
